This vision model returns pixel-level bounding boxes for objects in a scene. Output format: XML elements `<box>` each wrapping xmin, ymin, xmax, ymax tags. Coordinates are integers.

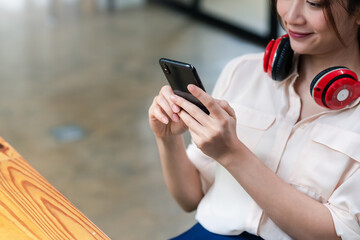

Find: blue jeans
<box><xmin>170</xmin><ymin>223</ymin><xmax>264</xmax><ymax>240</ymax></box>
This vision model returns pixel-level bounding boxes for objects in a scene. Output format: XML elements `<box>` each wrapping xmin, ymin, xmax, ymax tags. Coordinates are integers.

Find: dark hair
<box><xmin>271</xmin><ymin>0</ymin><xmax>360</xmax><ymax>46</ymax></box>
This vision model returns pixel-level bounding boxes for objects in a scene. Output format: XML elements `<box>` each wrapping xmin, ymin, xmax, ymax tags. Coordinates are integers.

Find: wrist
<box><xmin>218</xmin><ymin>140</ymin><xmax>255</xmax><ymax>169</ymax></box>
<box><xmin>156</xmin><ymin>134</ymin><xmax>182</xmax><ymax>142</ymax></box>
<box><xmin>155</xmin><ymin>135</ymin><xmax>185</xmax><ymax>149</ymax></box>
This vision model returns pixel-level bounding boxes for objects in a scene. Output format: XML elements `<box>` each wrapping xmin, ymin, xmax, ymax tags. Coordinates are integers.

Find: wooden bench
<box><xmin>0</xmin><ymin>138</ymin><xmax>110</xmax><ymax>240</ymax></box>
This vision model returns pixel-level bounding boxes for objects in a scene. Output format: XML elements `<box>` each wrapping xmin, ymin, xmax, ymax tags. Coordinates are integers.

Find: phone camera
<box><xmin>162</xmin><ymin>64</ymin><xmax>170</xmax><ymax>74</ymax></box>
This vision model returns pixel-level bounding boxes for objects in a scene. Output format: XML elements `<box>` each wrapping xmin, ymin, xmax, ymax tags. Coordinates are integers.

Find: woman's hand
<box><xmin>148</xmin><ymin>85</ymin><xmax>188</xmax><ymax>138</ymax></box>
<box><xmin>170</xmin><ymin>84</ymin><xmax>242</xmax><ymax>164</ymax></box>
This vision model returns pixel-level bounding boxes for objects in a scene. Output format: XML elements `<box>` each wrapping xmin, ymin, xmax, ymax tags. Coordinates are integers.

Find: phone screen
<box><xmin>159</xmin><ymin>58</ymin><xmax>209</xmax><ymax>114</ymax></box>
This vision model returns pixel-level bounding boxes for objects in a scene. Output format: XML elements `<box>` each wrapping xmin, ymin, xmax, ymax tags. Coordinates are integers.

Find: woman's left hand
<box><xmin>170</xmin><ymin>84</ymin><xmax>242</xmax><ymax>165</ymax></box>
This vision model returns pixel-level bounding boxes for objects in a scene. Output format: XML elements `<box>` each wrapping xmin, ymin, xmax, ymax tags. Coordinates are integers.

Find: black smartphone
<box><xmin>159</xmin><ymin>58</ymin><xmax>209</xmax><ymax>114</ymax></box>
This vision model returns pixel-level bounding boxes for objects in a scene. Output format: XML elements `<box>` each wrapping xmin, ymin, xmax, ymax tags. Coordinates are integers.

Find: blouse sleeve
<box><xmin>324</xmin><ymin>167</ymin><xmax>360</xmax><ymax>239</ymax></box>
<box><xmin>186</xmin><ymin>56</ymin><xmax>246</xmax><ymax>193</ymax></box>
<box><xmin>186</xmin><ymin>141</ymin><xmax>216</xmax><ymax>194</ymax></box>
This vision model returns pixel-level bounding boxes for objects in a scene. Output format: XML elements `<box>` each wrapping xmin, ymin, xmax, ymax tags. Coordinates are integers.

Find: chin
<box><xmin>289</xmin><ymin>44</ymin><xmax>312</xmax><ymax>55</ymax></box>
<box><xmin>289</xmin><ymin>39</ymin><xmax>318</xmax><ymax>55</ymax></box>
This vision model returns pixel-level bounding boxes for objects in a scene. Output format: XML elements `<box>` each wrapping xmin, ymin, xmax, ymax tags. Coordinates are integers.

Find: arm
<box><xmin>149</xmin><ymin>86</ymin><xmax>203</xmax><ymax>212</ymax></box>
<box><xmin>156</xmin><ymin>135</ymin><xmax>203</xmax><ymax>212</ymax></box>
<box><xmin>172</xmin><ymin>84</ymin><xmax>340</xmax><ymax>239</ymax></box>
<box><xmin>225</xmin><ymin>146</ymin><xmax>339</xmax><ymax>240</ymax></box>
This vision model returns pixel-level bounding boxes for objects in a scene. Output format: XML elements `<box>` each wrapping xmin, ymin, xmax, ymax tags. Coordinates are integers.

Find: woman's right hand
<box><xmin>148</xmin><ymin>85</ymin><xmax>188</xmax><ymax>138</ymax></box>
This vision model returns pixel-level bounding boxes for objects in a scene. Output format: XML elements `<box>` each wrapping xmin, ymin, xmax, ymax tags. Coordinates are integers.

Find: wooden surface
<box><xmin>0</xmin><ymin>138</ymin><xmax>110</xmax><ymax>240</ymax></box>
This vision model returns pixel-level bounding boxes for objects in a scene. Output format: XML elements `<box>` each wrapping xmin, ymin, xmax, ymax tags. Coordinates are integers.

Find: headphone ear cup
<box><xmin>310</xmin><ymin>66</ymin><xmax>342</xmax><ymax>98</ymax></box>
<box><xmin>310</xmin><ymin>66</ymin><xmax>359</xmax><ymax>109</ymax></box>
<box><xmin>272</xmin><ymin>37</ymin><xmax>294</xmax><ymax>81</ymax></box>
<box><xmin>263</xmin><ymin>39</ymin><xmax>275</xmax><ymax>74</ymax></box>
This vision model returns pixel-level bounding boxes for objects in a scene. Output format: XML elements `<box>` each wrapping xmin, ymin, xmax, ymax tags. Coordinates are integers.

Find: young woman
<box><xmin>149</xmin><ymin>0</ymin><xmax>360</xmax><ymax>239</ymax></box>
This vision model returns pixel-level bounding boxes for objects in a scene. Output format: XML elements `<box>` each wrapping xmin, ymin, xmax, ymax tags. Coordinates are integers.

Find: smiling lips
<box><xmin>288</xmin><ymin>30</ymin><xmax>313</xmax><ymax>39</ymax></box>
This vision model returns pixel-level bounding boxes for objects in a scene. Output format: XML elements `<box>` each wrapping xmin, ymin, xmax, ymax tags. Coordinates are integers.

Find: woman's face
<box><xmin>277</xmin><ymin>0</ymin><xmax>359</xmax><ymax>55</ymax></box>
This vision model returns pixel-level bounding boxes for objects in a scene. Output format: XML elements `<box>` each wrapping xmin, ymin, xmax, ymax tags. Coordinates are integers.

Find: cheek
<box><xmin>335</xmin><ymin>16</ymin><xmax>359</xmax><ymax>42</ymax></box>
<box><xmin>276</xmin><ymin>0</ymin><xmax>287</xmax><ymax>22</ymax></box>
<box><xmin>309</xmin><ymin>14</ymin><xmax>328</xmax><ymax>33</ymax></box>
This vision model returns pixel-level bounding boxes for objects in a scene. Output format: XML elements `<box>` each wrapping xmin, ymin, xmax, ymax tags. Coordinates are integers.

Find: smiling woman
<box><xmin>149</xmin><ymin>0</ymin><xmax>360</xmax><ymax>239</ymax></box>
<box><xmin>275</xmin><ymin>0</ymin><xmax>359</xmax><ymax>56</ymax></box>
<box><xmin>272</xmin><ymin>0</ymin><xmax>360</xmax><ymax>47</ymax></box>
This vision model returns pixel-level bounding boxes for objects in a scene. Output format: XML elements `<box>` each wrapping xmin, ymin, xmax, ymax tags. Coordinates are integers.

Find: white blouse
<box><xmin>186</xmin><ymin>53</ymin><xmax>360</xmax><ymax>240</ymax></box>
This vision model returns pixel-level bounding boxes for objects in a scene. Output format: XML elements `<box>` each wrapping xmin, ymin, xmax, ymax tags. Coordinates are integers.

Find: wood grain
<box><xmin>0</xmin><ymin>138</ymin><xmax>110</xmax><ymax>240</ymax></box>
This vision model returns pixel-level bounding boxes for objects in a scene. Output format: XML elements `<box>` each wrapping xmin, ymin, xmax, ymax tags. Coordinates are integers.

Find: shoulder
<box><xmin>212</xmin><ymin>53</ymin><xmax>266</xmax><ymax>98</ymax></box>
<box><xmin>223</xmin><ymin>53</ymin><xmax>264</xmax><ymax>73</ymax></box>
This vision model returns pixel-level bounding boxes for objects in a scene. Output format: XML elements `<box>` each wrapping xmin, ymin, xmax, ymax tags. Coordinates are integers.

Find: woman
<box><xmin>148</xmin><ymin>0</ymin><xmax>360</xmax><ymax>239</ymax></box>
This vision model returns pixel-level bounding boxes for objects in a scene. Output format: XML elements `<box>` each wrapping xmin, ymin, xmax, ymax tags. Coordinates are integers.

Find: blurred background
<box><xmin>0</xmin><ymin>0</ymin><xmax>275</xmax><ymax>239</ymax></box>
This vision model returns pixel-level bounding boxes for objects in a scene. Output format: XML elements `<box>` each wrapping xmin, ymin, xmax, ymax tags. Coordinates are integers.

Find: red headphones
<box><xmin>263</xmin><ymin>34</ymin><xmax>360</xmax><ymax>110</ymax></box>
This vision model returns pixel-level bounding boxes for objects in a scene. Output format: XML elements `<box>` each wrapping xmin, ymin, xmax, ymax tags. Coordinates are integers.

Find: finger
<box><xmin>158</xmin><ymin>86</ymin><xmax>181</xmax><ymax>122</ymax></box>
<box><xmin>170</xmin><ymin>94</ymin><xmax>209</xmax><ymax>127</ymax></box>
<box><xmin>218</xmin><ymin>100</ymin><xmax>236</xmax><ymax>118</ymax></box>
<box><xmin>156</xmin><ymin>94</ymin><xmax>180</xmax><ymax>122</ymax></box>
<box><xmin>177</xmin><ymin>108</ymin><xmax>204</xmax><ymax>136</ymax></box>
<box><xmin>187</xmin><ymin>84</ymin><xmax>224</xmax><ymax>117</ymax></box>
<box><xmin>160</xmin><ymin>85</ymin><xmax>181</xmax><ymax>113</ymax></box>
<box><xmin>149</xmin><ymin>98</ymin><xmax>169</xmax><ymax>124</ymax></box>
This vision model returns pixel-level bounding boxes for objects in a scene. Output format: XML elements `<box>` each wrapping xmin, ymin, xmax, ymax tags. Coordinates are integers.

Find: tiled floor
<box><xmin>0</xmin><ymin>1</ymin><xmax>263</xmax><ymax>239</ymax></box>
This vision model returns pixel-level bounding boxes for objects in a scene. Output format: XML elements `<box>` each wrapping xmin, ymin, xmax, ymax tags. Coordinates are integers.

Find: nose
<box><xmin>283</xmin><ymin>1</ymin><xmax>306</xmax><ymax>26</ymax></box>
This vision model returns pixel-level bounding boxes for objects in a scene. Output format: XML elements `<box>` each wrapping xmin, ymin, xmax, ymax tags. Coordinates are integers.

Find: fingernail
<box><xmin>172</xmin><ymin>104</ymin><xmax>180</xmax><ymax>113</ymax></box>
<box><xmin>170</xmin><ymin>95</ymin><xmax>177</xmax><ymax>101</ymax></box>
<box><xmin>162</xmin><ymin>117</ymin><xmax>168</xmax><ymax>124</ymax></box>
<box><xmin>172</xmin><ymin>113</ymin><xmax>180</xmax><ymax>122</ymax></box>
<box><xmin>188</xmin><ymin>84</ymin><xmax>196</xmax><ymax>92</ymax></box>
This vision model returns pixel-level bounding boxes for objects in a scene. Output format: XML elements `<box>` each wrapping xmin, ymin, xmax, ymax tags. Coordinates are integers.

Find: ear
<box><xmin>356</xmin><ymin>7</ymin><xmax>360</xmax><ymax>25</ymax></box>
<box><xmin>356</xmin><ymin>14</ymin><xmax>360</xmax><ymax>25</ymax></box>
